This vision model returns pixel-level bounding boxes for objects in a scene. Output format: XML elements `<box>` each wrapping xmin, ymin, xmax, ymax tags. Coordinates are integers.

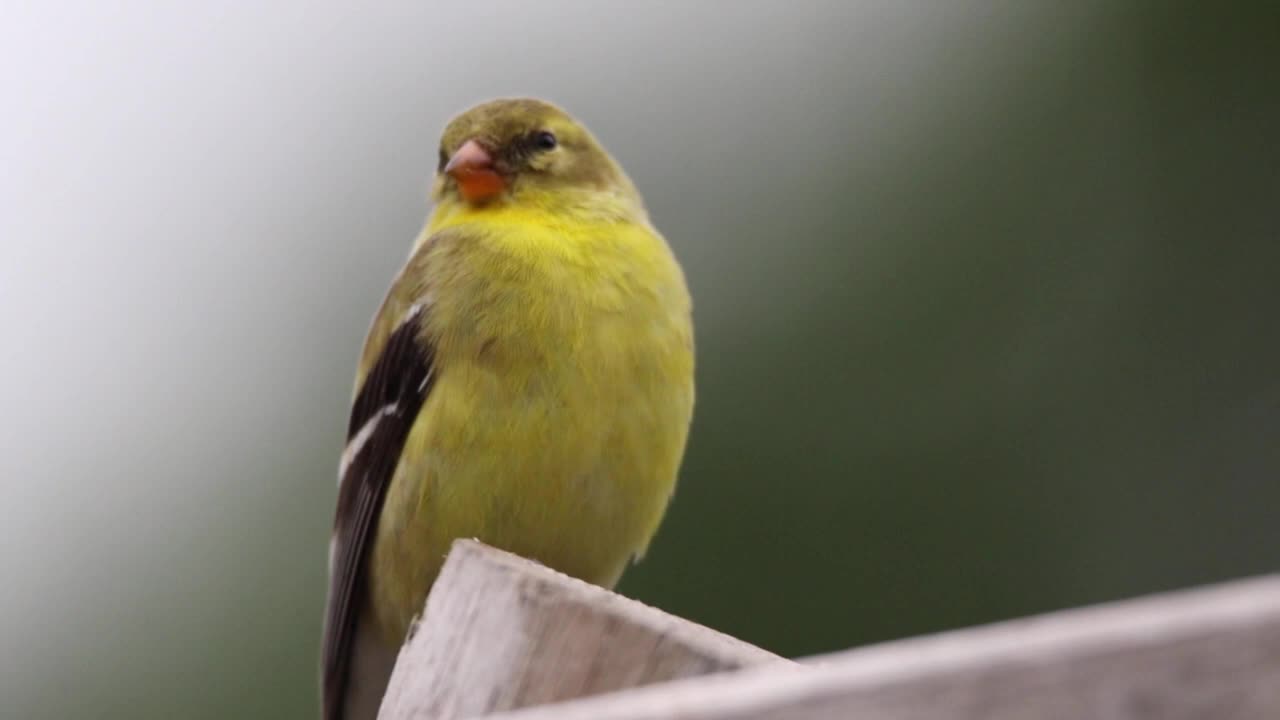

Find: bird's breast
<box><xmin>366</xmin><ymin>217</ymin><xmax>693</xmax><ymax>642</ymax></box>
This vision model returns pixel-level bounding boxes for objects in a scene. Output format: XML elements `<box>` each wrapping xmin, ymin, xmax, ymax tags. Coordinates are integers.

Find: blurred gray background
<box><xmin>3</xmin><ymin>1</ymin><xmax>1277</xmax><ymax>718</ymax></box>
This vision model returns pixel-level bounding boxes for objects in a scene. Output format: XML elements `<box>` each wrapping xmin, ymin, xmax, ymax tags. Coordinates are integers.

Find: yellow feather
<box><xmin>362</xmin><ymin>157</ymin><xmax>693</xmax><ymax>645</ymax></box>
<box><xmin>327</xmin><ymin>102</ymin><xmax>693</xmax><ymax>720</ymax></box>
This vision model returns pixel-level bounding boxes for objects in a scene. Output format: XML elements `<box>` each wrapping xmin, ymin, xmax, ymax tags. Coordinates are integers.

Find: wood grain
<box><xmin>479</xmin><ymin>574</ymin><xmax>1280</xmax><ymax>720</ymax></box>
<box><xmin>377</xmin><ymin>540</ymin><xmax>785</xmax><ymax>720</ymax></box>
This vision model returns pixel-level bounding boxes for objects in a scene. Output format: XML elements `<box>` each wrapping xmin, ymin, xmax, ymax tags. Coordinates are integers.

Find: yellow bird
<box><xmin>320</xmin><ymin>98</ymin><xmax>695</xmax><ymax>720</ymax></box>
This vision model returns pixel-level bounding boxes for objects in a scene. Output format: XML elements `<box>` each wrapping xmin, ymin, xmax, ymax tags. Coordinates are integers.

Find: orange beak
<box><xmin>444</xmin><ymin>139</ymin><xmax>507</xmax><ymax>202</ymax></box>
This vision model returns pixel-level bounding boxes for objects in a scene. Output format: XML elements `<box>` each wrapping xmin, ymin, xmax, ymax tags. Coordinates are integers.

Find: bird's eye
<box><xmin>437</xmin><ymin>147</ymin><xmax>448</xmax><ymax>173</ymax></box>
<box><xmin>532</xmin><ymin>131</ymin><xmax>558</xmax><ymax>151</ymax></box>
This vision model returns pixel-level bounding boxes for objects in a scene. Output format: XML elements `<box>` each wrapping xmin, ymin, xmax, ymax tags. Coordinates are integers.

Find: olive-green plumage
<box><xmin>321</xmin><ymin>99</ymin><xmax>694</xmax><ymax>720</ymax></box>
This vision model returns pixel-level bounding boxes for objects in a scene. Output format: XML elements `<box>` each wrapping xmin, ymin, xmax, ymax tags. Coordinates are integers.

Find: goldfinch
<box><xmin>320</xmin><ymin>98</ymin><xmax>695</xmax><ymax>720</ymax></box>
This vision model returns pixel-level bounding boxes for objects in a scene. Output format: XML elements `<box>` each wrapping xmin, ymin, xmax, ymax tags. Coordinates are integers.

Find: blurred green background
<box><xmin>3</xmin><ymin>1</ymin><xmax>1277</xmax><ymax>718</ymax></box>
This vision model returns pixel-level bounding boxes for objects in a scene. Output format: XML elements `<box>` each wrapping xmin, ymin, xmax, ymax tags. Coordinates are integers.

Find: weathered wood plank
<box><xmin>480</xmin><ymin>574</ymin><xmax>1280</xmax><ymax>720</ymax></box>
<box><xmin>377</xmin><ymin>540</ymin><xmax>785</xmax><ymax>720</ymax></box>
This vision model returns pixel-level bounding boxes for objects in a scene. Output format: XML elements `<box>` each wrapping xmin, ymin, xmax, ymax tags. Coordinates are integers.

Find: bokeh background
<box><xmin>3</xmin><ymin>1</ymin><xmax>1277</xmax><ymax>717</ymax></box>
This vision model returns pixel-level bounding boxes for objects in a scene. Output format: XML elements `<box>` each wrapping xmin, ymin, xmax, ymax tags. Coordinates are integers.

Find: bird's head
<box><xmin>432</xmin><ymin>98</ymin><xmax>642</xmax><ymax>214</ymax></box>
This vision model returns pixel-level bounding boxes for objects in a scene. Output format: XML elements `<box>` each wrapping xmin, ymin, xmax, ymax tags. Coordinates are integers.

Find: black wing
<box><xmin>322</xmin><ymin>307</ymin><xmax>436</xmax><ymax>720</ymax></box>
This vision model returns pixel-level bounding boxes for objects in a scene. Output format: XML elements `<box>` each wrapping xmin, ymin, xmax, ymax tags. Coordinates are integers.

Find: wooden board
<box><xmin>377</xmin><ymin>540</ymin><xmax>785</xmax><ymax>720</ymax></box>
